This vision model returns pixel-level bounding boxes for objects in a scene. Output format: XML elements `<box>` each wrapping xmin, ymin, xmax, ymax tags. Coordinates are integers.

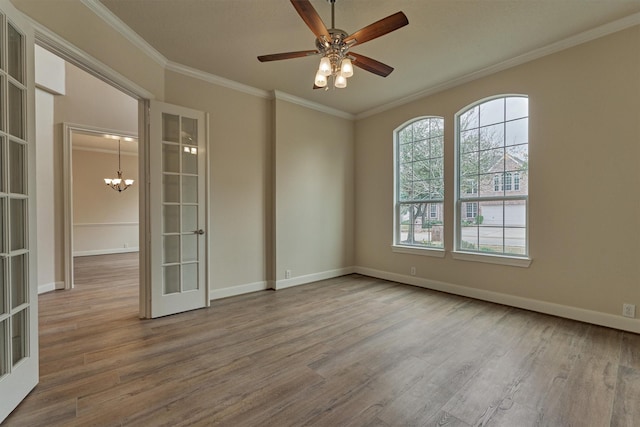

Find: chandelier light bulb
<box><xmin>335</xmin><ymin>74</ymin><xmax>347</xmax><ymax>88</ymax></box>
<box><xmin>315</xmin><ymin>71</ymin><xmax>328</xmax><ymax>87</ymax></box>
<box><xmin>319</xmin><ymin>56</ymin><xmax>332</xmax><ymax>76</ymax></box>
<box><xmin>340</xmin><ymin>58</ymin><xmax>353</xmax><ymax>78</ymax></box>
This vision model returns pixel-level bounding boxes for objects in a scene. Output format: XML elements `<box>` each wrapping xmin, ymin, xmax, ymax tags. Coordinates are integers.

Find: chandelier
<box><xmin>103</xmin><ymin>138</ymin><xmax>134</xmax><ymax>192</ymax></box>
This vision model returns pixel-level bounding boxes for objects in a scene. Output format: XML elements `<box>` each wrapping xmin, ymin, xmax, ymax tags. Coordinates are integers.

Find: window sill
<box><xmin>392</xmin><ymin>245</ymin><xmax>445</xmax><ymax>258</ymax></box>
<box><xmin>451</xmin><ymin>251</ymin><xmax>532</xmax><ymax>268</ymax></box>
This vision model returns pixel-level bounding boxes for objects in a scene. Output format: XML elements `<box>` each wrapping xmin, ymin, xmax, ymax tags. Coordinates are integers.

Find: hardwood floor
<box><xmin>5</xmin><ymin>254</ymin><xmax>640</xmax><ymax>426</ymax></box>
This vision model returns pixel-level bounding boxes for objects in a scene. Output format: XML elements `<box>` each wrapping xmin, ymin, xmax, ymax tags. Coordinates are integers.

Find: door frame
<box><xmin>61</xmin><ymin>124</ymin><xmax>139</xmax><ymax>290</ymax></box>
<box><xmin>33</xmin><ymin>22</ymin><xmax>205</xmax><ymax>319</ymax></box>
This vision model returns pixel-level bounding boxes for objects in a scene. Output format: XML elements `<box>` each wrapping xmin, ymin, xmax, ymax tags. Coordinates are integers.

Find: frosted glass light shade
<box><xmin>104</xmin><ymin>178</ymin><xmax>112</xmax><ymax>185</ymax></box>
<box><xmin>124</xmin><ymin>179</ymin><xmax>135</xmax><ymax>186</ymax></box>
<box><xmin>341</xmin><ymin>58</ymin><xmax>353</xmax><ymax>78</ymax></box>
<box><xmin>112</xmin><ymin>178</ymin><xmax>122</xmax><ymax>185</ymax></box>
<box><xmin>335</xmin><ymin>74</ymin><xmax>347</xmax><ymax>88</ymax></box>
<box><xmin>315</xmin><ymin>71</ymin><xmax>328</xmax><ymax>87</ymax></box>
<box><xmin>319</xmin><ymin>56</ymin><xmax>332</xmax><ymax>76</ymax></box>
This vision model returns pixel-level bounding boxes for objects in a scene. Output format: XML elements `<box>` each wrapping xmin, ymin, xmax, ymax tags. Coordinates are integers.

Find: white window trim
<box><xmin>391</xmin><ymin>245</ymin><xmax>446</xmax><ymax>257</ymax></box>
<box><xmin>452</xmin><ymin>250</ymin><xmax>532</xmax><ymax>267</ymax></box>
<box><xmin>393</xmin><ymin>116</ymin><xmax>445</xmax><ymax>251</ymax></box>
<box><xmin>454</xmin><ymin>94</ymin><xmax>531</xmax><ymax>260</ymax></box>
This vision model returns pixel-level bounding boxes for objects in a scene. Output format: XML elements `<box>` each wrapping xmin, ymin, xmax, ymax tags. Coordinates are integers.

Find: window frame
<box><xmin>453</xmin><ymin>95</ymin><xmax>531</xmax><ymax>266</ymax></box>
<box><xmin>393</xmin><ymin>116</ymin><xmax>445</xmax><ymax>256</ymax></box>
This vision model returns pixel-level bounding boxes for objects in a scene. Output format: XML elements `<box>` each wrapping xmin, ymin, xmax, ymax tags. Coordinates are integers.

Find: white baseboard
<box><xmin>355</xmin><ymin>266</ymin><xmax>640</xmax><ymax>334</ymax></box>
<box><xmin>74</xmin><ymin>247</ymin><xmax>139</xmax><ymax>257</ymax></box>
<box><xmin>208</xmin><ymin>268</ymin><xmax>356</xmax><ymax>300</ymax></box>
<box><xmin>274</xmin><ymin>266</ymin><xmax>355</xmax><ymax>290</ymax></box>
<box><xmin>210</xmin><ymin>281</ymin><xmax>269</xmax><ymax>300</ymax></box>
<box><xmin>38</xmin><ymin>281</ymin><xmax>64</xmax><ymax>294</ymax></box>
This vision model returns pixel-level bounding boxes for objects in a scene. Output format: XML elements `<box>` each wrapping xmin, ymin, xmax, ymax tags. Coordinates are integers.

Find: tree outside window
<box><xmin>395</xmin><ymin>117</ymin><xmax>444</xmax><ymax>249</ymax></box>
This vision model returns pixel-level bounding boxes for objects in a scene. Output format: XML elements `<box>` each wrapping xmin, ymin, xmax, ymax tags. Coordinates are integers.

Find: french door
<box><xmin>148</xmin><ymin>100</ymin><xmax>208</xmax><ymax>318</ymax></box>
<box><xmin>0</xmin><ymin>0</ymin><xmax>37</xmax><ymax>422</ymax></box>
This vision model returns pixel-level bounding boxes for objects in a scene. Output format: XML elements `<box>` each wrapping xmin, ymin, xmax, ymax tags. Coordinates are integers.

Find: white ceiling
<box><xmin>98</xmin><ymin>0</ymin><xmax>640</xmax><ymax>115</ymax></box>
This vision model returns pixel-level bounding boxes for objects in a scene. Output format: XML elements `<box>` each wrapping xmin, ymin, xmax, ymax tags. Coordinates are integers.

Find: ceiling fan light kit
<box><xmin>258</xmin><ymin>0</ymin><xmax>408</xmax><ymax>90</ymax></box>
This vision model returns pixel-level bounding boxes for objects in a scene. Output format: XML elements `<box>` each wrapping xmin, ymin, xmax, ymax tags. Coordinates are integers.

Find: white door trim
<box><xmin>32</xmin><ymin>25</ymin><xmax>155</xmax><ymax>317</ymax></box>
<box><xmin>62</xmin><ymin>123</ymin><xmax>138</xmax><ymax>290</ymax></box>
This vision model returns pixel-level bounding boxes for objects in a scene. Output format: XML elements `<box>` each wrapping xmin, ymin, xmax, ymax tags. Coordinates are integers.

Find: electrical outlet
<box><xmin>410</xmin><ymin>267</ymin><xmax>416</xmax><ymax>276</ymax></box>
<box><xmin>285</xmin><ymin>270</ymin><xmax>291</xmax><ymax>279</ymax></box>
<box><xmin>622</xmin><ymin>303</ymin><xmax>636</xmax><ymax>318</ymax></box>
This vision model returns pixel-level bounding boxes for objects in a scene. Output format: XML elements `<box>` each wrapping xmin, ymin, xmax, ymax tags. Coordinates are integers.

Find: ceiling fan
<box><xmin>257</xmin><ymin>0</ymin><xmax>409</xmax><ymax>89</ymax></box>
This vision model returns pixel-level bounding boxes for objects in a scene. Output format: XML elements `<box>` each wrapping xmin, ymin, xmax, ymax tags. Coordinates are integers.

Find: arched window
<box><xmin>455</xmin><ymin>96</ymin><xmax>528</xmax><ymax>257</ymax></box>
<box><xmin>394</xmin><ymin>117</ymin><xmax>444</xmax><ymax>250</ymax></box>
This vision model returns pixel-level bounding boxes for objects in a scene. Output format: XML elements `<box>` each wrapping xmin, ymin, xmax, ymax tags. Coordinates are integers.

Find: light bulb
<box><xmin>335</xmin><ymin>74</ymin><xmax>347</xmax><ymax>88</ymax></box>
<box><xmin>341</xmin><ymin>58</ymin><xmax>353</xmax><ymax>78</ymax></box>
<box><xmin>315</xmin><ymin>71</ymin><xmax>327</xmax><ymax>87</ymax></box>
<box><xmin>319</xmin><ymin>57</ymin><xmax>331</xmax><ymax>76</ymax></box>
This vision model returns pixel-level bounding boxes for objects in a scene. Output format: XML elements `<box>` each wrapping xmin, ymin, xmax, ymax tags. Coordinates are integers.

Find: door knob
<box><xmin>194</xmin><ymin>229</ymin><xmax>205</xmax><ymax>235</ymax></box>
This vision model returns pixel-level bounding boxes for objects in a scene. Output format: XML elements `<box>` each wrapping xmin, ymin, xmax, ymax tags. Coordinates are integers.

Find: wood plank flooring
<box><xmin>4</xmin><ymin>253</ymin><xmax>640</xmax><ymax>426</ymax></box>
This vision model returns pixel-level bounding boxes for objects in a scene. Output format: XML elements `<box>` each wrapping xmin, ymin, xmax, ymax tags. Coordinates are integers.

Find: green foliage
<box><xmin>460</xmin><ymin>240</ymin><xmax>477</xmax><ymax>250</ymax></box>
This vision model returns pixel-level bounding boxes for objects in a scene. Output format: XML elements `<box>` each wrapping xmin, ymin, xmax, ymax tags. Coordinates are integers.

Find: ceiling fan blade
<box><xmin>344</xmin><ymin>11</ymin><xmax>408</xmax><ymax>46</ymax></box>
<box><xmin>290</xmin><ymin>0</ymin><xmax>330</xmax><ymax>41</ymax></box>
<box><xmin>258</xmin><ymin>50</ymin><xmax>319</xmax><ymax>62</ymax></box>
<box><xmin>350</xmin><ymin>52</ymin><xmax>394</xmax><ymax>77</ymax></box>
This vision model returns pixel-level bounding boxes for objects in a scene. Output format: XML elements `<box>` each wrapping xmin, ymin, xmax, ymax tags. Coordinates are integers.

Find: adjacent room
<box><xmin>1</xmin><ymin>0</ymin><xmax>639</xmax><ymax>425</ymax></box>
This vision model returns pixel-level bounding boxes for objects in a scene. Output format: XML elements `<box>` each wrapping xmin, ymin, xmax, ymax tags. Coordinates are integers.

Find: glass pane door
<box><xmin>161</xmin><ymin>113</ymin><xmax>200</xmax><ymax>295</ymax></box>
<box><xmin>1</xmin><ymin>20</ymin><xmax>29</xmax><ymax>374</ymax></box>
<box><xmin>0</xmin><ymin>3</ymin><xmax>38</xmax><ymax>422</ymax></box>
<box><xmin>149</xmin><ymin>101</ymin><xmax>207</xmax><ymax>318</ymax></box>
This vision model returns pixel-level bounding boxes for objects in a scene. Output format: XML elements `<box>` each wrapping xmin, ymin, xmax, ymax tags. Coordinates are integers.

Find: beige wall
<box><xmin>164</xmin><ymin>71</ymin><xmax>272</xmax><ymax>291</ymax></box>
<box><xmin>35</xmin><ymin>89</ymin><xmax>58</xmax><ymax>291</ymax></box>
<box><xmin>35</xmin><ymin>46</ymin><xmax>65</xmax><ymax>293</ymax></box>
<box><xmin>55</xmin><ymin>62</ymin><xmax>138</xmax><ymax>131</ymax></box>
<box><xmin>355</xmin><ymin>26</ymin><xmax>640</xmax><ymax>318</ymax></box>
<box><xmin>72</xmin><ymin>148</ymin><xmax>139</xmax><ymax>255</ymax></box>
<box><xmin>274</xmin><ymin>98</ymin><xmax>354</xmax><ymax>285</ymax></box>
<box><xmin>18</xmin><ymin>1</ymin><xmax>639</xmax><ymax>328</ymax></box>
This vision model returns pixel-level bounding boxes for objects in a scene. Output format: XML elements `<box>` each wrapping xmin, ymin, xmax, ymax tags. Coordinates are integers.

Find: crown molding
<box><xmin>32</xmin><ymin>17</ymin><xmax>154</xmax><ymax>99</ymax></box>
<box><xmin>273</xmin><ymin>90</ymin><xmax>355</xmax><ymax>121</ymax></box>
<box><xmin>166</xmin><ymin>61</ymin><xmax>271</xmax><ymax>100</ymax></box>
<box><xmin>80</xmin><ymin>0</ymin><xmax>168</xmax><ymax>67</ymax></box>
<box><xmin>356</xmin><ymin>12</ymin><xmax>640</xmax><ymax>120</ymax></box>
<box><xmin>68</xmin><ymin>2</ymin><xmax>640</xmax><ymax>120</ymax></box>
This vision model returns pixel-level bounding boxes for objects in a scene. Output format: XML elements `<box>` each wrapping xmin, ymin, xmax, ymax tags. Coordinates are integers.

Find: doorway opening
<box><xmin>35</xmin><ymin>47</ymin><xmax>141</xmax><ymax>308</ymax></box>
